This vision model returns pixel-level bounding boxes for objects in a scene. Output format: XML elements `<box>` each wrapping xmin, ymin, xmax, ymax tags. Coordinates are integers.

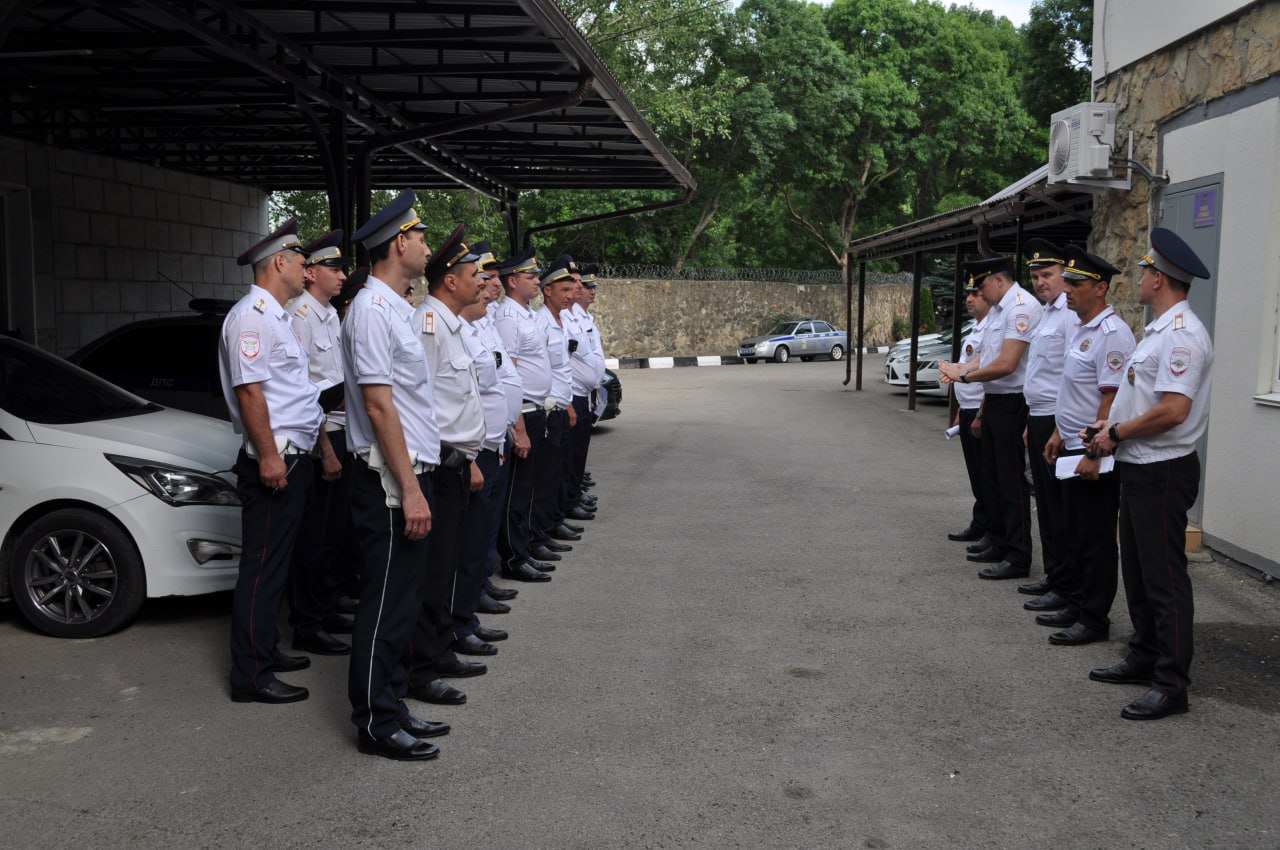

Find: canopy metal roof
<box><xmin>0</xmin><ymin>0</ymin><xmax>695</xmax><ymax>201</ymax></box>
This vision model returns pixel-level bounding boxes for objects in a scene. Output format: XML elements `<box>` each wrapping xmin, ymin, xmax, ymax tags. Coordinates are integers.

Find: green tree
<box><xmin>1019</xmin><ymin>0</ymin><xmax>1094</xmax><ymax>124</ymax></box>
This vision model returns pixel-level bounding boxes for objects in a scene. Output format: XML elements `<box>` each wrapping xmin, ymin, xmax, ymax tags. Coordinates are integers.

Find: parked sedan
<box><xmin>0</xmin><ymin>336</ymin><xmax>242</xmax><ymax>638</ymax></box>
<box><xmin>738</xmin><ymin>319</ymin><xmax>847</xmax><ymax>364</ymax></box>
<box><xmin>884</xmin><ymin>336</ymin><xmax>954</xmax><ymax>397</ymax></box>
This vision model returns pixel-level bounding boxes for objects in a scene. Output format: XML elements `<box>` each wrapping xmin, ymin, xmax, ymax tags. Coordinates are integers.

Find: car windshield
<box><xmin>0</xmin><ymin>338</ymin><xmax>159</xmax><ymax>424</ymax></box>
<box><xmin>768</xmin><ymin>323</ymin><xmax>800</xmax><ymax>336</ymax></box>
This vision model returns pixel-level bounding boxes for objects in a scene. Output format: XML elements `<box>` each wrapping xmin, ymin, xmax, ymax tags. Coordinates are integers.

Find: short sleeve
<box><xmin>1096</xmin><ymin>332</ymin><xmax>1134</xmax><ymax>390</ymax></box>
<box><xmin>223</xmin><ymin>309</ymin><xmax>272</xmax><ymax>387</ymax></box>
<box><xmin>1152</xmin><ymin>330</ymin><xmax>1209</xmax><ymax>399</ymax></box>
<box><xmin>348</xmin><ymin>303</ymin><xmax>394</xmax><ymax>385</ymax></box>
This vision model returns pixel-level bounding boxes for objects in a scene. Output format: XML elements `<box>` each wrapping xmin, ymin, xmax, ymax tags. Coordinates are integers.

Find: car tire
<box><xmin>830</xmin><ymin>344</ymin><xmax>845</xmax><ymax>361</ymax></box>
<box><xmin>744</xmin><ymin>358</ymin><xmax>757</xmax><ymax>364</ymax></box>
<box><xmin>773</xmin><ymin>346</ymin><xmax>790</xmax><ymax>364</ymax></box>
<box><xmin>9</xmin><ymin>508</ymin><xmax>146</xmax><ymax>638</ymax></box>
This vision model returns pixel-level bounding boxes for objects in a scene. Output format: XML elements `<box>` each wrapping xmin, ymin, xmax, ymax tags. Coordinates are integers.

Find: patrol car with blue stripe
<box><xmin>738</xmin><ymin>319</ymin><xmax>847</xmax><ymax>364</ymax></box>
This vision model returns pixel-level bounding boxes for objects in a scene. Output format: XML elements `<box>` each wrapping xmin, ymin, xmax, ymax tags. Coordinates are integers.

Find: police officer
<box><xmin>562</xmin><ymin>263</ymin><xmax>605</xmax><ymax>522</ymax></box>
<box><xmin>1018</xmin><ymin>239</ymin><xmax>1079</xmax><ymax>616</ymax></box>
<box><xmin>939</xmin><ymin>257</ymin><xmax>1042</xmax><ymax>580</ymax></box>
<box><xmin>494</xmin><ymin>246</ymin><xmax>555</xmax><ymax>583</ymax></box>
<box><xmin>948</xmin><ymin>277</ymin><xmax>991</xmax><ymax>547</ymax></box>
<box><xmin>220</xmin><ymin>218</ymin><xmax>327</xmax><ymax>704</ymax></box>
<box><xmin>1084</xmin><ymin>228</ymin><xmax>1213</xmax><ymax>720</ymax></box>
<box><xmin>343</xmin><ymin>190</ymin><xmax>449</xmax><ymax>760</ymax></box>
<box><xmin>534</xmin><ymin>260</ymin><xmax>581</xmax><ymax>558</ymax></box>
<box><xmin>288</xmin><ymin>229</ymin><xmax>353</xmax><ymax>657</ymax></box>
<box><xmin>404</xmin><ymin>225</ymin><xmax>494</xmax><ymax>690</ymax></box>
<box><xmin>577</xmin><ymin>267</ymin><xmax>608</xmax><ymax>499</ymax></box>
<box><xmin>1042</xmin><ymin>246</ymin><xmax>1135</xmax><ymax>646</ymax></box>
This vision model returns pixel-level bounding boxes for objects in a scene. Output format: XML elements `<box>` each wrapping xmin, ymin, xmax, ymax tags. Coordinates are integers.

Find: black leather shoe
<box><xmin>232</xmin><ymin>679</ymin><xmax>309</xmax><ymax>704</ymax></box>
<box><xmin>1121</xmin><ymin>688</ymin><xmax>1188</xmax><ymax>721</ymax></box>
<box><xmin>543</xmin><ymin>540</ymin><xmax>573</xmax><ymax>553</ymax></box>
<box><xmin>1017</xmin><ymin>578</ymin><xmax>1052</xmax><ymax>596</ymax></box>
<box><xmin>948</xmin><ymin>526</ymin><xmax>984</xmax><ymax>542</ymax></box>
<box><xmin>530</xmin><ymin>544</ymin><xmax>562</xmax><ymax>562</ymax></box>
<box><xmin>1089</xmin><ymin>659</ymin><xmax>1154</xmax><ymax>686</ymax></box>
<box><xmin>582</xmin><ymin>472</ymin><xmax>595</xmax><ymax>485</ymax></box>
<box><xmin>408</xmin><ymin>678</ymin><xmax>467</xmax><ymax>705</ymax></box>
<box><xmin>336</xmin><ymin>596</ymin><xmax>359</xmax><ymax>615</ymax></box>
<box><xmin>292</xmin><ymin>630</ymin><xmax>351</xmax><ymax>656</ymax></box>
<box><xmin>1035</xmin><ymin>609</ymin><xmax>1077</xmax><ymax>627</ymax></box>
<box><xmin>477</xmin><ymin>593</ymin><xmax>512</xmax><ymax>614</ymax></box>
<box><xmin>1049</xmin><ymin>622</ymin><xmax>1109</xmax><ymax>646</ymax></box>
<box><xmin>357</xmin><ymin>729</ymin><xmax>439</xmax><ymax>760</ymax></box>
<box><xmin>560</xmin><ymin>521</ymin><xmax>585</xmax><ymax>534</ymax></box>
<box><xmin>551</xmin><ymin>525</ymin><xmax>582</xmax><ymax>540</ymax></box>
<box><xmin>322</xmin><ymin>613</ymin><xmax>355</xmax><ymax>634</ymax></box>
<box><xmin>966</xmin><ymin>537</ymin><xmax>993</xmax><ymax>554</ymax></box>
<box><xmin>580</xmin><ymin>494</ymin><xmax>598</xmax><ymax>507</ymax></box>
<box><xmin>977</xmin><ymin>560</ymin><xmax>1029</xmax><ymax>579</ymax></box>
<box><xmin>501</xmin><ymin>561</ymin><xmax>551</xmax><ymax>583</ymax></box>
<box><xmin>452</xmin><ymin>634</ymin><xmax>498</xmax><ymax>656</ymax></box>
<box><xmin>581</xmin><ymin>479</ymin><xmax>595</xmax><ymax>490</ymax></box>
<box><xmin>567</xmin><ymin>506</ymin><xmax>595</xmax><ymax>521</ymax></box>
<box><xmin>967</xmin><ymin>547</ymin><xmax>1006</xmax><ymax>564</ymax></box>
<box><xmin>437</xmin><ymin>658</ymin><xmax>487</xmax><ymax>678</ymax></box>
<box><xmin>268</xmin><ymin>649</ymin><xmax>312</xmax><ymax>672</ymax></box>
<box><xmin>1023</xmin><ymin>591</ymin><xmax>1069</xmax><ymax>612</ymax></box>
<box><xmin>526</xmin><ymin>559</ymin><xmax>556</xmax><ymax>573</ymax></box>
<box><xmin>399</xmin><ymin>713</ymin><xmax>451</xmax><ymax>739</ymax></box>
<box><xmin>485</xmin><ymin>585</ymin><xmax>518</xmax><ymax>601</ymax></box>
<box><xmin>474</xmin><ymin>625</ymin><xmax>508</xmax><ymax>642</ymax></box>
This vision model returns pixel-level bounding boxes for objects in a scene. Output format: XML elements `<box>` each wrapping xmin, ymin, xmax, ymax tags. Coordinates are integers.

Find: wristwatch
<box><xmin>960</xmin><ymin>370</ymin><xmax>969</xmax><ymax>383</ymax></box>
<box><xmin>1109</xmin><ymin>424</ymin><xmax>1123</xmax><ymax>444</ymax></box>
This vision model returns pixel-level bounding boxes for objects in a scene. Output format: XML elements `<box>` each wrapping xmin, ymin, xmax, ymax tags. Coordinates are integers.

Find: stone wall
<box><xmin>586</xmin><ymin>278</ymin><xmax>914</xmax><ymax>359</ymax></box>
<box><xmin>0</xmin><ymin>135</ymin><xmax>269</xmax><ymax>355</ymax></box>
<box><xmin>1091</xmin><ymin>1</ymin><xmax>1280</xmax><ymax>330</ymax></box>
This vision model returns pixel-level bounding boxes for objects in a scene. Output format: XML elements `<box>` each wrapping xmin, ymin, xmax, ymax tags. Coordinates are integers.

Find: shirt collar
<box><xmin>1083</xmin><ymin>305</ymin><xmax>1115</xmax><ymax>330</ymax></box>
<box><xmin>363</xmin><ymin>275</ymin><xmax>415</xmax><ymax>321</ymax></box>
<box><xmin>1050</xmin><ymin>291</ymin><xmax>1068</xmax><ymax>311</ymax></box>
<box><xmin>298</xmin><ymin>288</ymin><xmax>334</xmax><ymax>322</ymax></box>
<box><xmin>422</xmin><ymin>293</ymin><xmax>462</xmax><ymax>332</ymax></box>
<box><xmin>249</xmin><ymin>284</ymin><xmax>289</xmax><ymax>321</ymax></box>
<box><xmin>1146</xmin><ymin>304</ymin><xmax>1182</xmax><ymax>334</ymax></box>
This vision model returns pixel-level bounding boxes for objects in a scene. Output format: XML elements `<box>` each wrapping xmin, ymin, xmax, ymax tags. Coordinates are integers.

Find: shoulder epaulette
<box><xmin>295</xmin><ymin>302</ymin><xmax>309</xmax><ymax>319</ymax></box>
<box><xmin>1173</xmin><ymin>313</ymin><xmax>1186</xmax><ymax>330</ymax></box>
<box><xmin>1101</xmin><ymin>316</ymin><xmax>1117</xmax><ymax>334</ymax></box>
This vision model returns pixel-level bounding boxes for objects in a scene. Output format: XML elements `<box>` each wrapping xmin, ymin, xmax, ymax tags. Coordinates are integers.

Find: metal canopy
<box><xmin>0</xmin><ymin>0</ymin><xmax>695</xmax><ymax>198</ymax></box>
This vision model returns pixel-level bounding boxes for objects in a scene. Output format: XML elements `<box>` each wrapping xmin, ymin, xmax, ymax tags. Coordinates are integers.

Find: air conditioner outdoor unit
<box><xmin>1047</xmin><ymin>102</ymin><xmax>1116</xmax><ymax>185</ymax></box>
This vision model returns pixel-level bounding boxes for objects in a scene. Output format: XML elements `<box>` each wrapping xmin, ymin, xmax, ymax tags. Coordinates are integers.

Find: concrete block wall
<box><xmin>0</xmin><ymin>135</ymin><xmax>268</xmax><ymax>355</ymax></box>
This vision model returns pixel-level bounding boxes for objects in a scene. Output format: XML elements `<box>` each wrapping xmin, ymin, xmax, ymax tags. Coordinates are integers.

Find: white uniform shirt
<box><xmin>341</xmin><ymin>276</ymin><xmax>439</xmax><ymax>465</ymax></box>
<box><xmin>495</xmin><ymin>297</ymin><xmax>552</xmax><ymax>402</ymax></box>
<box><xmin>561</xmin><ymin>306</ymin><xmax>606</xmax><ymax>397</ymax></box>
<box><xmin>954</xmin><ymin>314</ymin><xmax>989</xmax><ymax>410</ymax></box>
<box><xmin>219</xmin><ymin>284</ymin><xmax>323</xmax><ymax>450</ymax></box>
<box><xmin>1055</xmin><ymin>306</ymin><xmax>1136</xmax><ymax>452</ymax></box>
<box><xmin>290</xmin><ymin>288</ymin><xmax>345</xmax><ymax>430</ymax></box>
<box><xmin>480</xmin><ymin>307</ymin><xmax>523</xmax><ymax>426</ymax></box>
<box><xmin>981</xmin><ymin>282</ymin><xmax>1042</xmax><ymax>394</ymax></box>
<box><xmin>463</xmin><ymin>317</ymin><xmax>509</xmax><ymax>452</ymax></box>
<box><xmin>1112</xmin><ymin>303</ymin><xmax>1214</xmax><ymax>464</ymax></box>
<box><xmin>536</xmin><ymin>304</ymin><xmax>573</xmax><ymax>407</ymax></box>
<box><xmin>416</xmin><ymin>294</ymin><xmax>485</xmax><ymax>459</ymax></box>
<box><xmin>1023</xmin><ymin>291</ymin><xmax>1079</xmax><ymax>417</ymax></box>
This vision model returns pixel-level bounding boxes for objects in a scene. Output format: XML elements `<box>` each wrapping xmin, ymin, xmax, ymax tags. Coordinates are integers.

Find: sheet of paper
<box><xmin>945</xmin><ymin>425</ymin><xmax>960</xmax><ymax>440</ymax></box>
<box><xmin>1055</xmin><ymin>454</ymin><xmax>1115</xmax><ymax>480</ymax></box>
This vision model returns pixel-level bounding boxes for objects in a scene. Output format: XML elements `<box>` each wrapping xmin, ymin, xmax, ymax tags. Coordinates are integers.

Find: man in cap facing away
<box><xmin>220</xmin><ymin>218</ymin><xmax>327</xmax><ymax>704</ymax></box>
<box><xmin>1084</xmin><ymin>227</ymin><xmax>1214</xmax><ymax>720</ymax></box>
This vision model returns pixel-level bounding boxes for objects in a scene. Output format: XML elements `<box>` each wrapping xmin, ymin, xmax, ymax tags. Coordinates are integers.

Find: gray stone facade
<box><xmin>0</xmin><ymin>135</ymin><xmax>268</xmax><ymax>355</ymax></box>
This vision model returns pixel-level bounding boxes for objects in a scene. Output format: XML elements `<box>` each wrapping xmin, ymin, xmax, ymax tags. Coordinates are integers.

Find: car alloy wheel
<box><xmin>830</xmin><ymin>344</ymin><xmax>845</xmax><ymax>361</ymax></box>
<box><xmin>773</xmin><ymin>346</ymin><xmax>790</xmax><ymax>364</ymax></box>
<box><xmin>10</xmin><ymin>508</ymin><xmax>146</xmax><ymax>638</ymax></box>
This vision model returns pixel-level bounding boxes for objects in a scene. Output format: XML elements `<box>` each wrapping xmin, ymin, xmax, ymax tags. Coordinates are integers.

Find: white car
<box><xmin>884</xmin><ymin>337</ymin><xmax>954</xmax><ymax>397</ymax></box>
<box><xmin>0</xmin><ymin>336</ymin><xmax>242</xmax><ymax>638</ymax></box>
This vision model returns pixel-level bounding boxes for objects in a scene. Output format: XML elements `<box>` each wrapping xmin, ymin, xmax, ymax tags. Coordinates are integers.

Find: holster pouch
<box><xmin>364</xmin><ymin>442</ymin><xmax>405</xmax><ymax>509</ymax></box>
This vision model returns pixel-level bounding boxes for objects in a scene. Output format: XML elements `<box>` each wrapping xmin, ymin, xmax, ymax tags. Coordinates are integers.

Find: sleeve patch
<box><xmin>1169</xmin><ymin>346</ymin><xmax>1192</xmax><ymax>376</ymax></box>
<box><xmin>239</xmin><ymin>331</ymin><xmax>261</xmax><ymax>359</ymax></box>
<box><xmin>1013</xmin><ymin>313</ymin><xmax>1031</xmax><ymax>334</ymax></box>
<box><xmin>1106</xmin><ymin>350</ymin><xmax>1125</xmax><ymax>371</ymax></box>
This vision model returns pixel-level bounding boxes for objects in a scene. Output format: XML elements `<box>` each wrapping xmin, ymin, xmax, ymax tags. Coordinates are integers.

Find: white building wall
<box><xmin>1162</xmin><ymin>97</ymin><xmax>1280</xmax><ymax>567</ymax></box>
<box><xmin>1092</xmin><ymin>0</ymin><xmax>1253</xmax><ymax>82</ymax></box>
<box><xmin>0</xmin><ymin>135</ymin><xmax>268</xmax><ymax>355</ymax></box>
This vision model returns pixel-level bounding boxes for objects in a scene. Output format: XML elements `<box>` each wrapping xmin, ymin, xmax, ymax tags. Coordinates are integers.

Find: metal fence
<box><xmin>596</xmin><ymin>264</ymin><xmax>910</xmax><ymax>285</ymax></box>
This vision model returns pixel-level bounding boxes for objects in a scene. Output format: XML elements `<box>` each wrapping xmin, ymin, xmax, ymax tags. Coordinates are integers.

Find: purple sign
<box><xmin>1193</xmin><ymin>189</ymin><xmax>1217</xmax><ymax>228</ymax></box>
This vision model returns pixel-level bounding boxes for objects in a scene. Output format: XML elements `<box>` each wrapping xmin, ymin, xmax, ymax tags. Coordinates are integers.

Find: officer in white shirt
<box><xmin>534</xmin><ymin>260</ymin><xmax>581</xmax><ymax>559</ymax></box>
<box><xmin>493</xmin><ymin>245</ymin><xmax>555</xmax><ymax>583</ymax></box>
<box><xmin>940</xmin><ymin>257</ymin><xmax>1042</xmax><ymax>580</ymax></box>
<box><xmin>219</xmin><ymin>218</ymin><xmax>327</xmax><ymax>705</ymax></box>
<box><xmin>405</xmin><ymin>225</ymin><xmax>495</xmax><ymax>687</ymax></box>
<box><xmin>1018</xmin><ymin>239</ymin><xmax>1080</xmax><ymax>616</ymax></box>
<box><xmin>343</xmin><ymin>190</ymin><xmax>449</xmax><ymax>760</ymax></box>
<box><xmin>287</xmin><ymin>229</ymin><xmax>353</xmax><ymax>658</ymax></box>
<box><xmin>1041</xmin><ymin>246</ymin><xmax>1135</xmax><ymax>648</ymax></box>
<box><xmin>1083</xmin><ymin>228</ymin><xmax>1213</xmax><ymax>721</ymax></box>
<box><xmin>947</xmin><ymin>278</ymin><xmax>991</xmax><ymax>548</ymax></box>
<box><xmin>561</xmin><ymin>263</ymin><xmax>606</xmax><ymax>523</ymax></box>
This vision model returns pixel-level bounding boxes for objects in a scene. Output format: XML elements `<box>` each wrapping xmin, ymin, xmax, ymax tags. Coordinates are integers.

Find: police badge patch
<box><xmin>965</xmin><ymin>344</ymin><xmax>973</xmax><ymax>357</ymax></box>
<box><xmin>239</xmin><ymin>331</ymin><xmax>261</xmax><ymax>359</ymax></box>
<box><xmin>1127</xmin><ymin>365</ymin><xmax>1135</xmax><ymax>386</ymax></box>
<box><xmin>1014</xmin><ymin>313</ymin><xmax>1030</xmax><ymax>334</ymax></box>
<box><xmin>1170</xmin><ymin>346</ymin><xmax>1192</xmax><ymax>376</ymax></box>
<box><xmin>1080</xmin><ymin>339</ymin><xmax>1092</xmax><ymax>352</ymax></box>
<box><xmin>1106</xmin><ymin>350</ymin><xmax>1124</xmax><ymax>371</ymax></box>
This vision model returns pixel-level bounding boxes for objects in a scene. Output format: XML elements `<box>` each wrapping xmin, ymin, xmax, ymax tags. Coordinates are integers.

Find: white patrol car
<box><xmin>738</xmin><ymin>319</ymin><xmax>847</xmax><ymax>364</ymax></box>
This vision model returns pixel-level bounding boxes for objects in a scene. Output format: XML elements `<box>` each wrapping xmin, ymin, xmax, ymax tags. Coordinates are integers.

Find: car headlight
<box><xmin>920</xmin><ymin>361</ymin><xmax>938</xmax><ymax>370</ymax></box>
<box><xmin>756</xmin><ymin>342</ymin><xmax>768</xmax><ymax>350</ymax></box>
<box><xmin>107</xmin><ymin>454</ymin><xmax>241</xmax><ymax>507</ymax></box>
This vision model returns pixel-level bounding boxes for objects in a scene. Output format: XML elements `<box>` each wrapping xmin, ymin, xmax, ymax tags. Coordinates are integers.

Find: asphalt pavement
<box><xmin>3</xmin><ymin>360</ymin><xmax>1279</xmax><ymax>849</ymax></box>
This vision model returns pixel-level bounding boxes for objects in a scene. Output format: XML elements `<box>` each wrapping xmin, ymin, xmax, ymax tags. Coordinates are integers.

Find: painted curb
<box><xmin>605</xmin><ymin>348</ymin><xmax>889</xmax><ymax>369</ymax></box>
